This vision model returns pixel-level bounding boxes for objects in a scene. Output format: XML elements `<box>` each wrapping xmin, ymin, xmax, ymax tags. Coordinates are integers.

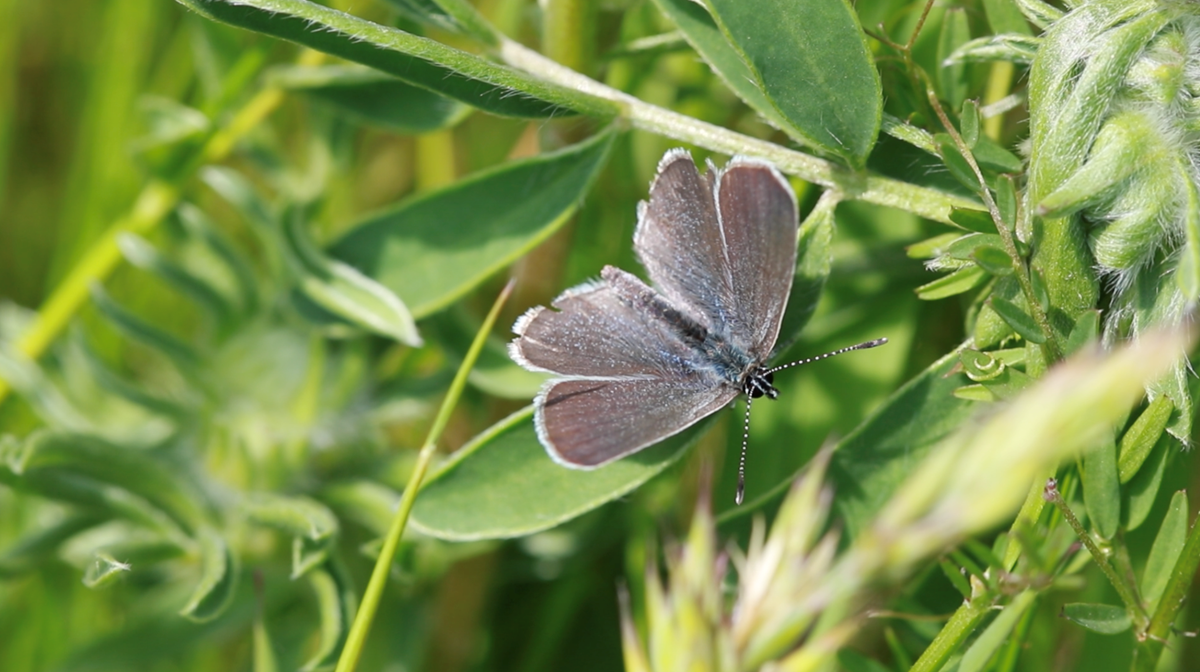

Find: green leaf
<box><xmin>179</xmin><ymin>0</ymin><xmax>614</xmax><ymax>119</ymax></box>
<box><xmin>180</xmin><ymin>527</ymin><xmax>238</xmax><ymax>622</ymax></box>
<box><xmin>1</xmin><ymin>431</ymin><xmax>206</xmax><ymax>537</ymax></box>
<box><xmin>950</xmin><ymin>208</ymin><xmax>997</xmax><ymax>233</ymax></box>
<box><xmin>939</xmin><ymin>558</ymin><xmax>972</xmax><ymax>599</ymax></box>
<box><xmin>117</xmin><ymin>233</ymin><xmax>237</xmax><ymax>336</ymax></box>
<box><xmin>960</xmin><ymin>590</ymin><xmax>1037</xmax><ymax>672</ymax></box>
<box><xmin>82</xmin><ymin>552</ymin><xmax>132</xmax><ymax>589</ymax></box>
<box><xmin>267</xmin><ymin>65</ymin><xmax>469</xmax><ymax>133</ymax></box>
<box><xmin>1124</xmin><ymin>434</ymin><xmax>1172</xmax><ymax>532</ymax></box>
<box><xmin>1060</xmin><ymin>603</ymin><xmax>1132</xmax><ymax>635</ymax></box>
<box><xmin>652</xmin><ymin>0</ymin><xmax>844</xmax><ymax>161</ymax></box>
<box><xmin>1142</xmin><ymin>490</ymin><xmax>1188</xmax><ymax>610</ymax></box>
<box><xmin>973</xmin><ymin>245</ymin><xmax>1014</xmax><ymax>276</ymax></box>
<box><xmin>1081</xmin><ymin>430</ymin><xmax>1120</xmax><ymax>540</ymax></box>
<box><xmin>0</xmin><ymin>513</ymin><xmax>102</xmax><ymax>578</ymax></box>
<box><xmin>1117</xmin><ymin>395</ymin><xmax>1173</xmax><ymax>483</ymax></box>
<box><xmin>1177</xmin><ymin>180</ymin><xmax>1200</xmax><ymax>302</ymax></box>
<box><xmin>176</xmin><ymin>203</ymin><xmax>261</xmax><ymax>316</ymax></box>
<box><xmin>989</xmin><ymin>296</ymin><xmax>1045</xmax><ymax>343</ymax></box>
<box><xmin>916</xmin><ymin>265</ymin><xmax>988</xmax><ymax>300</ymax></box>
<box><xmin>983</xmin><ymin>0</ymin><xmax>1034</xmax><ymax>36</ymax></box>
<box><xmin>937</xmin><ymin>8</ymin><xmax>971</xmax><ymax>109</ymax></box>
<box><xmin>699</xmin><ymin>0</ymin><xmax>881</xmax><ymax>167</ymax></box>
<box><xmin>243</xmin><ymin>493</ymin><xmax>339</xmax><ymax>541</ymax></box>
<box><xmin>300</xmin><ymin>564</ymin><xmax>355</xmax><ymax>671</ymax></box>
<box><xmin>995</xmin><ymin>177</ymin><xmax>1018</xmax><ymax>231</ymax></box>
<box><xmin>329</xmin><ymin>130</ymin><xmax>614</xmax><ymax>319</ymax></box>
<box><xmin>945</xmin><ymin>34</ymin><xmax>1040</xmax><ymax>65</ymax></box>
<box><xmin>282</xmin><ymin>211</ymin><xmax>423</xmax><ymax>346</ymax></box>
<box><xmin>89</xmin><ymin>284</ymin><xmax>205</xmax><ymax>369</ymax></box>
<box><xmin>1064</xmin><ymin>309</ymin><xmax>1101</xmax><ymax>356</ymax></box>
<box><xmin>831</xmin><ymin>348</ymin><xmax>976</xmax><ymax>538</ymax></box>
<box><xmin>960</xmin><ymin>100</ymin><xmax>980</xmax><ymax>149</ymax></box>
<box><xmin>410</xmin><ymin>408</ymin><xmax>712</xmax><ymax>540</ymax></box>
<box><xmin>907</xmin><ymin>232</ymin><xmax>962</xmax><ymax>259</ymax></box>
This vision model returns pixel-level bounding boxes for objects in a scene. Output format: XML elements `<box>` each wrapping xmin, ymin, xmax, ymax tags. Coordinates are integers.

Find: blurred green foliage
<box><xmin>1</xmin><ymin>1</ymin><xmax>1199</xmax><ymax>671</ymax></box>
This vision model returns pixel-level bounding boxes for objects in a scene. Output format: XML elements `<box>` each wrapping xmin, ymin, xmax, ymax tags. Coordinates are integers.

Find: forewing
<box><xmin>714</xmin><ymin>158</ymin><xmax>798</xmax><ymax>359</ymax></box>
<box><xmin>537</xmin><ymin>377</ymin><xmax>737</xmax><ymax>468</ymax></box>
<box><xmin>633</xmin><ymin>149</ymin><xmax>737</xmax><ymax>331</ymax></box>
<box><xmin>510</xmin><ymin>279</ymin><xmax>698</xmax><ymax>378</ymax></box>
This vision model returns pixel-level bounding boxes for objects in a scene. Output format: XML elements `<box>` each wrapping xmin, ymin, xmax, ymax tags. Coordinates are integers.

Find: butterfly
<box><xmin>509</xmin><ymin>149</ymin><xmax>885</xmax><ymax>504</ymax></box>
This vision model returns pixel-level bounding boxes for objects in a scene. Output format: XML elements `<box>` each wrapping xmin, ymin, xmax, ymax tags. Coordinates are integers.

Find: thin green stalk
<box><xmin>333</xmin><ymin>280</ymin><xmax>515</xmax><ymax>672</ymax></box>
<box><xmin>1044</xmin><ymin>479</ymin><xmax>1149</xmax><ymax>632</ymax></box>
<box><xmin>909</xmin><ymin>589</ymin><xmax>991</xmax><ymax>672</ymax></box>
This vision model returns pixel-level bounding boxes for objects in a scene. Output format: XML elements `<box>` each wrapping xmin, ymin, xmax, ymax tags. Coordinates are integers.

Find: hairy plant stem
<box><xmin>496</xmin><ymin>37</ymin><xmax>978</xmax><ymax>224</ymax></box>
<box><xmin>1044</xmin><ymin>478</ymin><xmax>1149</xmax><ymax>633</ymax></box>
<box><xmin>923</xmin><ymin>85</ymin><xmax>1064</xmax><ymax>363</ymax></box>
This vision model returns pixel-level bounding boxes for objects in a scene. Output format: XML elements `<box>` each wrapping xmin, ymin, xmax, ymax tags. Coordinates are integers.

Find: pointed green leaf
<box><xmin>973</xmin><ymin>245</ymin><xmax>1014</xmax><ymax>276</ymax></box>
<box><xmin>945</xmin><ymin>34</ymin><xmax>1040</xmax><ymax>65</ymax></box>
<box><xmin>700</xmin><ymin>0</ymin><xmax>881</xmax><ymax>167</ymax></box>
<box><xmin>90</xmin><ymin>284</ymin><xmax>205</xmax><ymax>369</ymax></box>
<box><xmin>300</xmin><ymin>565</ymin><xmax>355</xmax><ymax>671</ymax></box>
<box><xmin>117</xmin><ymin>233</ymin><xmax>236</xmax><ymax>334</ymax></box>
<box><xmin>329</xmin><ymin>130</ymin><xmax>614</xmax><ymax>318</ymax></box>
<box><xmin>1118</xmin><ymin>395</ymin><xmax>1174</xmax><ymax>483</ymax></box>
<box><xmin>1064</xmin><ymin>309</ymin><xmax>1101</xmax><ymax>356</ymax></box>
<box><xmin>178</xmin><ymin>0</ymin><xmax>614</xmax><ymax>119</ymax></box>
<box><xmin>960</xmin><ymin>100</ymin><xmax>980</xmax><ymax>149</ymax></box>
<box><xmin>1124</xmin><ymin>434</ymin><xmax>1172</xmax><ymax>532</ymax></box>
<box><xmin>1081</xmin><ymin>430</ymin><xmax>1120</xmax><ymax>539</ymax></box>
<box><xmin>82</xmin><ymin>552</ymin><xmax>132</xmax><ymax>589</ymax></box>
<box><xmin>960</xmin><ymin>591</ymin><xmax>1037</xmax><ymax>672</ymax></box>
<box><xmin>180</xmin><ymin>527</ymin><xmax>238</xmax><ymax>622</ymax></box>
<box><xmin>937</xmin><ymin>8</ymin><xmax>971</xmax><ymax>109</ymax></box>
<box><xmin>916</xmin><ymin>265</ymin><xmax>988</xmax><ymax>300</ymax></box>
<box><xmin>1061</xmin><ymin>602</ymin><xmax>1132</xmax><ymax>635</ymax></box>
<box><xmin>243</xmin><ymin>493</ymin><xmax>339</xmax><ymax>541</ymax></box>
<box><xmin>1</xmin><ymin>431</ymin><xmax>206</xmax><ymax>537</ymax></box>
<box><xmin>989</xmin><ymin>296</ymin><xmax>1045</xmax><ymax>343</ymax></box>
<box><xmin>410</xmin><ymin>408</ymin><xmax>712</xmax><ymax>540</ymax></box>
<box><xmin>1142</xmin><ymin>490</ymin><xmax>1188</xmax><ymax>610</ymax></box>
<box><xmin>268</xmin><ymin>65</ymin><xmax>469</xmax><ymax>134</ymax></box>
<box><xmin>950</xmin><ymin>208</ymin><xmax>997</xmax><ymax>233</ymax></box>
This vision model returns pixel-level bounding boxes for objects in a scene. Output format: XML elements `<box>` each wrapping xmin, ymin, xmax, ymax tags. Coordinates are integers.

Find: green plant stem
<box><xmin>1133</xmin><ymin>509</ymin><xmax>1200</xmax><ymax>671</ymax></box>
<box><xmin>333</xmin><ymin>280</ymin><xmax>514</xmax><ymax>672</ymax></box>
<box><xmin>0</xmin><ymin>49</ymin><xmax>325</xmax><ymax>410</ymax></box>
<box><xmin>1045</xmin><ymin>479</ymin><xmax>1149</xmax><ymax>632</ymax></box>
<box><xmin>922</xmin><ymin>84</ymin><xmax>1064</xmax><ymax>363</ymax></box>
<box><xmin>496</xmin><ymin>38</ymin><xmax>978</xmax><ymax>224</ymax></box>
<box><xmin>909</xmin><ymin>589</ymin><xmax>991</xmax><ymax>672</ymax></box>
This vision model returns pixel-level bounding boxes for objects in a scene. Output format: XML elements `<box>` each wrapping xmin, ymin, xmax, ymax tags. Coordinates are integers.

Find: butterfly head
<box><xmin>742</xmin><ymin>368</ymin><xmax>778</xmax><ymax>400</ymax></box>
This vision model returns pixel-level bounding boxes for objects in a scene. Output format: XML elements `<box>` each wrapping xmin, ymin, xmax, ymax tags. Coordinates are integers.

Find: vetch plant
<box><xmin>1</xmin><ymin>0</ymin><xmax>1199</xmax><ymax>670</ymax></box>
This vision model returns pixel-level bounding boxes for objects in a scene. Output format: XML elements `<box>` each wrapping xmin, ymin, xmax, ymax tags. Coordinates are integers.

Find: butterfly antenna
<box><xmin>736</xmin><ymin>395</ymin><xmax>753</xmax><ymax>505</ymax></box>
<box><xmin>765</xmin><ymin>337</ymin><xmax>888</xmax><ymax>375</ymax></box>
